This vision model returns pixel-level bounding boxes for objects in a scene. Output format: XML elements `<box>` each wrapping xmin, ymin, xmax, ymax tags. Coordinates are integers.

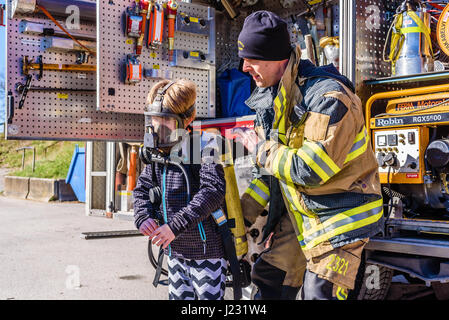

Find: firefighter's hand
<box><xmin>150</xmin><ymin>224</ymin><xmax>176</xmax><ymax>249</ymax></box>
<box><xmin>232</xmin><ymin>127</ymin><xmax>261</xmax><ymax>154</ymax></box>
<box><xmin>139</xmin><ymin>218</ymin><xmax>159</xmax><ymax>236</ymax></box>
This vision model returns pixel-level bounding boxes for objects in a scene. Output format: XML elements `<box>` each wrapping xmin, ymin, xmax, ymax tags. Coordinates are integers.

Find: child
<box><xmin>133</xmin><ymin>79</ymin><xmax>227</xmax><ymax>300</ymax></box>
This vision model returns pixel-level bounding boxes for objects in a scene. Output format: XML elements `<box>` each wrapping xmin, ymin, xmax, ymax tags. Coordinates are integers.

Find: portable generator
<box><xmin>367</xmin><ymin>84</ymin><xmax>449</xmax><ymax>222</ymax></box>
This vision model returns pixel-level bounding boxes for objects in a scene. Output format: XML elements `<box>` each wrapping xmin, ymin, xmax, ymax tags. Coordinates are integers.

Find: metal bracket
<box><xmin>170</xmin><ymin>49</ymin><xmax>214</xmax><ymax>70</ymax></box>
<box><xmin>176</xmin><ymin>12</ymin><xmax>211</xmax><ymax>35</ymax></box>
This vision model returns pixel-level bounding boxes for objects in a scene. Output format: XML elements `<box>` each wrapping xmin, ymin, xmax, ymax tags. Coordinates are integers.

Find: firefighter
<box><xmin>235</xmin><ymin>11</ymin><xmax>383</xmax><ymax>300</ymax></box>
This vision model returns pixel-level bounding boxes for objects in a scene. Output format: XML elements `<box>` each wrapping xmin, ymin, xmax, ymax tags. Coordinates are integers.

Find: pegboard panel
<box><xmin>5</xmin><ymin>0</ymin><xmax>145</xmax><ymax>142</ymax></box>
<box><xmin>355</xmin><ymin>1</ymin><xmax>394</xmax><ymax>86</ymax></box>
<box><xmin>215</xmin><ymin>1</ymin><xmax>313</xmax><ymax>74</ymax></box>
<box><xmin>98</xmin><ymin>0</ymin><xmax>215</xmax><ymax>117</ymax></box>
<box><xmin>215</xmin><ymin>0</ymin><xmax>340</xmax><ymax>71</ymax></box>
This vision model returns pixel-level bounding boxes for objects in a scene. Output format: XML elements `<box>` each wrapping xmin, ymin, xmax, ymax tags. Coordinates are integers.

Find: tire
<box><xmin>350</xmin><ymin>253</ymin><xmax>393</xmax><ymax>300</ymax></box>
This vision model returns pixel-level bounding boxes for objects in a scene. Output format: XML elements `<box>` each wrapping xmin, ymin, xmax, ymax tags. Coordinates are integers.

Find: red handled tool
<box><xmin>136</xmin><ymin>0</ymin><xmax>150</xmax><ymax>55</ymax></box>
<box><xmin>148</xmin><ymin>1</ymin><xmax>164</xmax><ymax>49</ymax></box>
<box><xmin>167</xmin><ymin>0</ymin><xmax>178</xmax><ymax>61</ymax></box>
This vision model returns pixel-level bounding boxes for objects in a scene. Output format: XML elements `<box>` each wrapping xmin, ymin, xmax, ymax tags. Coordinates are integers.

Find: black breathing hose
<box><xmin>146</xmin><ymin>152</ymin><xmax>191</xmax><ymax>278</ymax></box>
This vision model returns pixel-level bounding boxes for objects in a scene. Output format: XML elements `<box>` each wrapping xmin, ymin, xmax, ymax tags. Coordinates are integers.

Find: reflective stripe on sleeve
<box><xmin>344</xmin><ymin>126</ymin><xmax>369</xmax><ymax>164</ymax></box>
<box><xmin>244</xmin><ymin>179</ymin><xmax>270</xmax><ymax>208</ymax></box>
<box><xmin>302</xmin><ymin>198</ymin><xmax>383</xmax><ymax>250</ymax></box>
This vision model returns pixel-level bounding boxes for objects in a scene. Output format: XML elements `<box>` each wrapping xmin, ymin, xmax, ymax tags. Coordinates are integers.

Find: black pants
<box><xmin>251</xmin><ymin>257</ymin><xmax>300</xmax><ymax>300</ymax></box>
<box><xmin>299</xmin><ymin>270</ymin><xmax>349</xmax><ymax>300</ymax></box>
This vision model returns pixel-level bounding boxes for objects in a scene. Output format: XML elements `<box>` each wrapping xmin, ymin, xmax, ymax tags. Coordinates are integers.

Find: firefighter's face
<box><xmin>242</xmin><ymin>58</ymin><xmax>288</xmax><ymax>88</ymax></box>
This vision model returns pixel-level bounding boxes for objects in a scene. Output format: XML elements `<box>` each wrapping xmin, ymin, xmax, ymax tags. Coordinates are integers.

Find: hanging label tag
<box><xmin>130</xmin><ymin>20</ymin><xmax>140</xmax><ymax>33</ymax></box>
<box><xmin>126</xmin><ymin>38</ymin><xmax>134</xmax><ymax>45</ymax></box>
<box><xmin>131</xmin><ymin>64</ymin><xmax>141</xmax><ymax>81</ymax></box>
<box><xmin>57</xmin><ymin>93</ymin><xmax>69</xmax><ymax>99</ymax></box>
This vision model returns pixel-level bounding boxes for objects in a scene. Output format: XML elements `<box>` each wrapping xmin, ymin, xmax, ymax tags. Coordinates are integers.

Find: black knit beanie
<box><xmin>238</xmin><ymin>11</ymin><xmax>292</xmax><ymax>61</ymax></box>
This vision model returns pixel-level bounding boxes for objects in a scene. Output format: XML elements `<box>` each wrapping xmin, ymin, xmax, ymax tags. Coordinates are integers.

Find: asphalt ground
<box><xmin>0</xmin><ymin>196</ymin><xmax>169</xmax><ymax>300</ymax></box>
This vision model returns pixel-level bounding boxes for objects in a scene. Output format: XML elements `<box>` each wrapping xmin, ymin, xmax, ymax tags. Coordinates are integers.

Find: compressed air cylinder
<box><xmin>223</xmin><ymin>138</ymin><xmax>248</xmax><ymax>257</ymax></box>
<box><xmin>223</xmin><ymin>165</ymin><xmax>248</xmax><ymax>257</ymax></box>
<box><xmin>395</xmin><ymin>9</ymin><xmax>434</xmax><ymax>76</ymax></box>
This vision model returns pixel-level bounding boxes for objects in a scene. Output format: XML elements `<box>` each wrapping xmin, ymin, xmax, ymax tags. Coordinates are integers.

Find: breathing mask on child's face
<box><xmin>144</xmin><ymin>81</ymin><xmax>195</xmax><ymax>149</ymax></box>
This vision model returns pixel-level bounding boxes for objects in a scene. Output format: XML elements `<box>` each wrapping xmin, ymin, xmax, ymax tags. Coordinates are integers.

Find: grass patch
<box><xmin>0</xmin><ymin>133</ymin><xmax>85</xmax><ymax>179</ymax></box>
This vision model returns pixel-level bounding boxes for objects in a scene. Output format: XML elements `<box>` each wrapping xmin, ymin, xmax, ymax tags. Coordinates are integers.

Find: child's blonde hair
<box><xmin>146</xmin><ymin>79</ymin><xmax>197</xmax><ymax>122</ymax></box>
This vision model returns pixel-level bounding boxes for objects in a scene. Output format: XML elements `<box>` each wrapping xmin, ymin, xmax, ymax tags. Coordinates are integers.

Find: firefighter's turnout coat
<box><xmin>245</xmin><ymin>45</ymin><xmax>383</xmax><ymax>263</ymax></box>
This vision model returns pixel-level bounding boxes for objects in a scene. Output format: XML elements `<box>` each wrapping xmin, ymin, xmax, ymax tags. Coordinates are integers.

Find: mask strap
<box><xmin>152</xmin><ymin>81</ymin><xmax>175</xmax><ymax>111</ymax></box>
<box><xmin>178</xmin><ymin>103</ymin><xmax>196</xmax><ymax>120</ymax></box>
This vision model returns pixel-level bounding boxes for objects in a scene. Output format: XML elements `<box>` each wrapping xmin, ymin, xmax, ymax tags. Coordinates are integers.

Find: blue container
<box><xmin>218</xmin><ymin>68</ymin><xmax>254</xmax><ymax>117</ymax></box>
<box><xmin>66</xmin><ymin>145</ymin><xmax>86</xmax><ymax>202</ymax></box>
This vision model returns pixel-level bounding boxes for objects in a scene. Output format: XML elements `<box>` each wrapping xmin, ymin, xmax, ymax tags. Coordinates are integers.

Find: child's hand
<box><xmin>139</xmin><ymin>218</ymin><xmax>158</xmax><ymax>236</ymax></box>
<box><xmin>150</xmin><ymin>224</ymin><xmax>175</xmax><ymax>249</ymax></box>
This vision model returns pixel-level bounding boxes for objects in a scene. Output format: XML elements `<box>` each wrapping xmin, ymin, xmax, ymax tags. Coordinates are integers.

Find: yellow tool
<box><xmin>223</xmin><ymin>137</ymin><xmax>248</xmax><ymax>257</ymax></box>
<box><xmin>205</xmin><ymin>128</ymin><xmax>248</xmax><ymax>257</ymax></box>
<box><xmin>22</xmin><ymin>56</ymin><xmax>96</xmax><ymax>76</ymax></box>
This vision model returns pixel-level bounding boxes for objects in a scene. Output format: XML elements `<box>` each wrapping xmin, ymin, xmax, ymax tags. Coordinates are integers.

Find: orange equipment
<box><xmin>167</xmin><ymin>0</ymin><xmax>178</xmax><ymax>61</ymax></box>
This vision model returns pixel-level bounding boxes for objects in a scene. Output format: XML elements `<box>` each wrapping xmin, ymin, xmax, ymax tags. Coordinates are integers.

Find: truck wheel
<box><xmin>350</xmin><ymin>254</ymin><xmax>393</xmax><ymax>300</ymax></box>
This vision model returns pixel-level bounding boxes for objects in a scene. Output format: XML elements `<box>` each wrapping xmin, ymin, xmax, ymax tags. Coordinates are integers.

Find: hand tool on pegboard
<box><xmin>219</xmin><ymin>0</ymin><xmax>240</xmax><ymax>19</ymax></box>
<box><xmin>167</xmin><ymin>0</ymin><xmax>179</xmax><ymax>61</ymax></box>
<box><xmin>147</xmin><ymin>1</ymin><xmax>164</xmax><ymax>49</ymax></box>
<box><xmin>15</xmin><ymin>82</ymin><xmax>96</xmax><ymax>94</ymax></box>
<box><xmin>125</xmin><ymin>54</ymin><xmax>143</xmax><ymax>84</ymax></box>
<box><xmin>22</xmin><ymin>55</ymin><xmax>96</xmax><ymax>77</ymax></box>
<box><xmin>7</xmin><ymin>91</ymin><xmax>15</xmax><ymax>124</ymax></box>
<box><xmin>17</xmin><ymin>75</ymin><xmax>33</xmax><ymax>110</ymax></box>
<box><xmin>126</xmin><ymin>1</ymin><xmax>144</xmax><ymax>38</ymax></box>
<box><xmin>136</xmin><ymin>0</ymin><xmax>150</xmax><ymax>55</ymax></box>
<box><xmin>208</xmin><ymin>0</ymin><xmax>239</xmax><ymax>19</ymax></box>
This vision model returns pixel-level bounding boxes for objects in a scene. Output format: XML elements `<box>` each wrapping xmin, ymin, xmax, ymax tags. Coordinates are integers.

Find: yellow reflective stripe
<box><xmin>274</xmin><ymin>96</ymin><xmax>282</xmax><ymax>116</ymax></box>
<box><xmin>400</xmin><ymin>26</ymin><xmax>424</xmax><ymax>34</ymax></box>
<box><xmin>244</xmin><ymin>187</ymin><xmax>268</xmax><ymax>207</ymax></box>
<box><xmin>281</xmin><ymin>151</ymin><xmax>316</xmax><ymax>218</ymax></box>
<box><xmin>254</xmin><ymin>179</ymin><xmax>269</xmax><ymax>196</ymax></box>
<box><xmin>344</xmin><ymin>127</ymin><xmax>369</xmax><ymax>164</ymax></box>
<box><xmin>280</xmin><ymin>86</ymin><xmax>287</xmax><ymax>105</ymax></box>
<box><xmin>280</xmin><ymin>148</ymin><xmax>295</xmax><ymax>181</ymax></box>
<box><xmin>297</xmin><ymin>148</ymin><xmax>330</xmax><ymax>182</ymax></box>
<box><xmin>303</xmin><ymin>210</ymin><xmax>383</xmax><ymax>250</ymax></box>
<box><xmin>272</xmin><ymin>145</ymin><xmax>288</xmax><ymax>179</ymax></box>
<box><xmin>353</xmin><ymin>126</ymin><xmax>366</xmax><ymax>144</ymax></box>
<box><xmin>345</xmin><ymin>138</ymin><xmax>369</xmax><ymax>164</ymax></box>
<box><xmin>245</xmin><ymin>179</ymin><xmax>270</xmax><ymax>207</ymax></box>
<box><xmin>276</xmin><ymin>85</ymin><xmax>288</xmax><ymax>143</ymax></box>
<box><xmin>286</xmin><ymin>182</ymin><xmax>313</xmax><ymax>218</ymax></box>
<box><xmin>303</xmin><ymin>141</ymin><xmax>341</xmax><ymax>174</ymax></box>
<box><xmin>302</xmin><ymin>198</ymin><xmax>383</xmax><ymax>238</ymax></box>
<box><xmin>305</xmin><ymin>214</ymin><xmax>318</xmax><ymax>230</ymax></box>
